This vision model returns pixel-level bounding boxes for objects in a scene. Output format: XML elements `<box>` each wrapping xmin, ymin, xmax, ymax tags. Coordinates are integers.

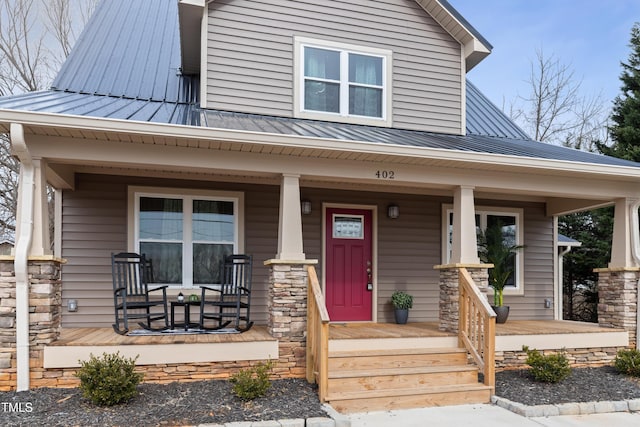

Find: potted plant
<box><xmin>391</xmin><ymin>290</ymin><xmax>413</xmax><ymax>324</ymax></box>
<box><xmin>479</xmin><ymin>222</ymin><xmax>524</xmax><ymax>324</ymax></box>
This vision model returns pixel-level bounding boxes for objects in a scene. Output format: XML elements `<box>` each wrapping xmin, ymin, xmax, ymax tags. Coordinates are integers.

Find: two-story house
<box><xmin>0</xmin><ymin>0</ymin><xmax>639</xmax><ymax>411</ymax></box>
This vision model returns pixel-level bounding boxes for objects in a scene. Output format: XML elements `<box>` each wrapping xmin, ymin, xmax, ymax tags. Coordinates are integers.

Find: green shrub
<box><xmin>75</xmin><ymin>352</ymin><xmax>143</xmax><ymax>406</ymax></box>
<box><xmin>614</xmin><ymin>349</ymin><xmax>640</xmax><ymax>377</ymax></box>
<box><xmin>523</xmin><ymin>345</ymin><xmax>571</xmax><ymax>383</ymax></box>
<box><xmin>229</xmin><ymin>360</ymin><xmax>273</xmax><ymax>400</ymax></box>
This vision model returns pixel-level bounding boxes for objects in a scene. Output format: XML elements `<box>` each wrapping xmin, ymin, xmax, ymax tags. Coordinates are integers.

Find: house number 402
<box><xmin>375</xmin><ymin>170</ymin><xmax>395</xmax><ymax>179</ymax></box>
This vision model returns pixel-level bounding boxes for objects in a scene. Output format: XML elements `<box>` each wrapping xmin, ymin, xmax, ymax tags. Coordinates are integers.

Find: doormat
<box><xmin>127</xmin><ymin>327</ymin><xmax>240</xmax><ymax>336</ymax></box>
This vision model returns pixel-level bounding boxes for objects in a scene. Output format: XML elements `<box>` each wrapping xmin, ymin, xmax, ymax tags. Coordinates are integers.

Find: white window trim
<box><xmin>127</xmin><ymin>186</ymin><xmax>245</xmax><ymax>290</ymax></box>
<box><xmin>441</xmin><ymin>204</ymin><xmax>525</xmax><ymax>295</ymax></box>
<box><xmin>294</xmin><ymin>36</ymin><xmax>393</xmax><ymax>127</ymax></box>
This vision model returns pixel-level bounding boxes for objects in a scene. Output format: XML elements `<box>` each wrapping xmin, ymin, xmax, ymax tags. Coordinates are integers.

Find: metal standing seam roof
<box><xmin>558</xmin><ymin>234</ymin><xmax>582</xmax><ymax>246</ymax></box>
<box><xmin>0</xmin><ymin>0</ymin><xmax>638</xmax><ymax>171</ymax></box>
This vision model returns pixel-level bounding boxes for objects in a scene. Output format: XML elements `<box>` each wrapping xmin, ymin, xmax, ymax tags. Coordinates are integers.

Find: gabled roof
<box><xmin>0</xmin><ymin>0</ymin><xmax>637</xmax><ymax>173</ymax></box>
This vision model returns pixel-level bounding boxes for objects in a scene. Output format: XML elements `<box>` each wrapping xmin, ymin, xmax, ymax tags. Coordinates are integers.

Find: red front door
<box><xmin>325</xmin><ymin>208</ymin><xmax>373</xmax><ymax>321</ymax></box>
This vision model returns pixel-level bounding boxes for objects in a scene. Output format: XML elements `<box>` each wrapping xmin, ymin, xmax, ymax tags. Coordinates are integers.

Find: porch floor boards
<box><xmin>50</xmin><ymin>320</ymin><xmax>620</xmax><ymax>347</ymax></box>
<box><xmin>495</xmin><ymin>319</ymin><xmax>622</xmax><ymax>335</ymax></box>
<box><xmin>328</xmin><ymin>320</ymin><xmax>622</xmax><ymax>340</ymax></box>
<box><xmin>49</xmin><ymin>325</ymin><xmax>275</xmax><ymax>346</ymax></box>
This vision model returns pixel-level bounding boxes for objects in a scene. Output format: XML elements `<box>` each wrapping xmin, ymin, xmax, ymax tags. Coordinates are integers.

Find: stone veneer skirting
<box><xmin>496</xmin><ymin>346</ymin><xmax>625</xmax><ymax>370</ymax></box>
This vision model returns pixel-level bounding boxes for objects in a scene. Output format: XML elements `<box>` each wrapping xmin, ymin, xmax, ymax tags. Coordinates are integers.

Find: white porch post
<box><xmin>451</xmin><ymin>185</ymin><xmax>479</xmax><ymax>264</ymax></box>
<box><xmin>276</xmin><ymin>174</ymin><xmax>306</xmax><ymax>260</ymax></box>
<box><xmin>610</xmin><ymin>198</ymin><xmax>639</xmax><ymax>268</ymax></box>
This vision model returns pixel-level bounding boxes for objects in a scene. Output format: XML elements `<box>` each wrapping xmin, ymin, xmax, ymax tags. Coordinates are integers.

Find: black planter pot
<box><xmin>492</xmin><ymin>305</ymin><xmax>510</xmax><ymax>324</ymax></box>
<box><xmin>394</xmin><ymin>309</ymin><xmax>409</xmax><ymax>324</ymax></box>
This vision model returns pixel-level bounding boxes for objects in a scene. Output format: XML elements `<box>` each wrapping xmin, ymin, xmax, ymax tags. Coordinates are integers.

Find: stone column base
<box><xmin>0</xmin><ymin>257</ymin><xmax>64</xmax><ymax>390</ymax></box>
<box><xmin>595</xmin><ymin>267</ymin><xmax>638</xmax><ymax>348</ymax></box>
<box><xmin>434</xmin><ymin>264</ymin><xmax>490</xmax><ymax>333</ymax></box>
<box><xmin>264</xmin><ymin>259</ymin><xmax>318</xmax><ymax>378</ymax></box>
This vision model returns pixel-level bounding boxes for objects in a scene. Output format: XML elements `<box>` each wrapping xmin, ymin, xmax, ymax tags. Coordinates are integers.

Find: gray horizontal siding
<box><xmin>206</xmin><ymin>0</ymin><xmax>463</xmax><ymax>134</ymax></box>
<box><xmin>302</xmin><ymin>192</ymin><xmax>554</xmax><ymax>323</ymax></box>
<box><xmin>61</xmin><ymin>176</ymin><xmax>128</xmax><ymax>327</ymax></box>
<box><xmin>60</xmin><ymin>175</ymin><xmax>554</xmax><ymax>328</ymax></box>
<box><xmin>61</xmin><ymin>174</ymin><xmax>281</xmax><ymax>328</ymax></box>
<box><xmin>508</xmin><ymin>203</ymin><xmax>555</xmax><ymax>319</ymax></box>
<box><xmin>476</xmin><ymin>199</ymin><xmax>555</xmax><ymax>320</ymax></box>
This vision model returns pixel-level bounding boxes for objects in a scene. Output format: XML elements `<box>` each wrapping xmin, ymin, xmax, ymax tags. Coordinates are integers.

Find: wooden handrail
<box><xmin>458</xmin><ymin>267</ymin><xmax>496</xmax><ymax>389</ymax></box>
<box><xmin>306</xmin><ymin>265</ymin><xmax>329</xmax><ymax>401</ymax></box>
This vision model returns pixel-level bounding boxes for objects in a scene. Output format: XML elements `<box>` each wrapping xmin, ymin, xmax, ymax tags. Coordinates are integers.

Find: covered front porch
<box><xmin>3</xmin><ymin>110</ymin><xmax>640</xmax><ymax>395</ymax></box>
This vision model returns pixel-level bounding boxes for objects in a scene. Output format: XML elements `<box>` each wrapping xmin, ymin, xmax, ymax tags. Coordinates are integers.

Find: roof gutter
<box><xmin>10</xmin><ymin>123</ymin><xmax>34</xmax><ymax>391</ymax></box>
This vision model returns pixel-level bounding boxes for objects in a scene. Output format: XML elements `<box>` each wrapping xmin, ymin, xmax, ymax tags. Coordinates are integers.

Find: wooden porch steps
<box><xmin>325</xmin><ymin>347</ymin><xmax>492</xmax><ymax>413</ymax></box>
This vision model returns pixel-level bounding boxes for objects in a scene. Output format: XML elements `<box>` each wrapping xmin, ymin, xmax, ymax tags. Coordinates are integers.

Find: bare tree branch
<box><xmin>0</xmin><ymin>0</ymin><xmax>96</xmax><ymax>243</ymax></box>
<box><xmin>0</xmin><ymin>0</ymin><xmax>47</xmax><ymax>94</ymax></box>
<box><xmin>0</xmin><ymin>134</ymin><xmax>19</xmax><ymax>240</ymax></box>
<box><xmin>78</xmin><ymin>0</ymin><xmax>98</xmax><ymax>28</ymax></box>
<box><xmin>44</xmin><ymin>0</ymin><xmax>73</xmax><ymax>60</ymax></box>
<box><xmin>511</xmin><ymin>49</ymin><xmax>607</xmax><ymax>150</ymax></box>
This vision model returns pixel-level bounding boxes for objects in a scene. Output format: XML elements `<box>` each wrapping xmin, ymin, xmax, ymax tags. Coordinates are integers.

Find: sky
<box><xmin>450</xmin><ymin>0</ymin><xmax>640</xmax><ymax>113</ymax></box>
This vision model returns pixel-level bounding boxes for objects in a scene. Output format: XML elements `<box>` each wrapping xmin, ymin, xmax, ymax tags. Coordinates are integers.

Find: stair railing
<box><xmin>306</xmin><ymin>265</ymin><xmax>330</xmax><ymax>401</ymax></box>
<box><xmin>458</xmin><ymin>267</ymin><xmax>496</xmax><ymax>389</ymax></box>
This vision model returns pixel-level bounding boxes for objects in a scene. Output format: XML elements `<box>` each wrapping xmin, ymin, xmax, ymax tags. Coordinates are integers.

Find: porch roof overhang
<box><xmin>2</xmin><ymin>107</ymin><xmax>640</xmax><ymax>215</ymax></box>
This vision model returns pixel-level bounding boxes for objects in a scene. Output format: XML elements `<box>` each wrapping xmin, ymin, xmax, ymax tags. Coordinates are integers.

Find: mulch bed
<box><xmin>3</xmin><ymin>366</ymin><xmax>640</xmax><ymax>426</ymax></box>
<box><xmin>0</xmin><ymin>378</ymin><xmax>327</xmax><ymax>426</ymax></box>
<box><xmin>495</xmin><ymin>366</ymin><xmax>640</xmax><ymax>406</ymax></box>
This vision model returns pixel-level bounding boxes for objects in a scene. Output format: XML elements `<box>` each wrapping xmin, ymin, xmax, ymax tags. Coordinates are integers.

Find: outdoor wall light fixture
<box><xmin>67</xmin><ymin>299</ymin><xmax>78</xmax><ymax>312</ymax></box>
<box><xmin>387</xmin><ymin>204</ymin><xmax>400</xmax><ymax>219</ymax></box>
<box><xmin>301</xmin><ymin>200</ymin><xmax>312</xmax><ymax>215</ymax></box>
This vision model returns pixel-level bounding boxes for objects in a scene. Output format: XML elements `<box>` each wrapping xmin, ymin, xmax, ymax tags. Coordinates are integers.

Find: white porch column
<box><xmin>609</xmin><ymin>198</ymin><xmax>638</xmax><ymax>268</ymax></box>
<box><xmin>451</xmin><ymin>185</ymin><xmax>479</xmax><ymax>264</ymax></box>
<box><xmin>276</xmin><ymin>174</ymin><xmax>306</xmax><ymax>260</ymax></box>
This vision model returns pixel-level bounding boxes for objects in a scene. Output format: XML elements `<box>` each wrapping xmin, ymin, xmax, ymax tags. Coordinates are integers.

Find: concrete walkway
<box><xmin>345</xmin><ymin>404</ymin><xmax>640</xmax><ymax>427</ymax></box>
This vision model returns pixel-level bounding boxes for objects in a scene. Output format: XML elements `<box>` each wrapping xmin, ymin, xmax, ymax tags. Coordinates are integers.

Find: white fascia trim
<box><xmin>414</xmin><ymin>0</ymin><xmax>491</xmax><ymax>64</ymax></box>
<box><xmin>2</xmin><ymin>109</ymin><xmax>640</xmax><ymax>180</ymax></box>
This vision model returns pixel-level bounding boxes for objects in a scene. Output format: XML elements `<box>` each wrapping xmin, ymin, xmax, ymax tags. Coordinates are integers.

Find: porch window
<box><xmin>443</xmin><ymin>206</ymin><xmax>524</xmax><ymax>294</ymax></box>
<box><xmin>295</xmin><ymin>37</ymin><xmax>392</xmax><ymax>126</ymax></box>
<box><xmin>131</xmin><ymin>188</ymin><xmax>243</xmax><ymax>288</ymax></box>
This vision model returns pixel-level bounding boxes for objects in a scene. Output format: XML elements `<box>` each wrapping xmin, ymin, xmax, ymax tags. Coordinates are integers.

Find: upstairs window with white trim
<box><xmin>442</xmin><ymin>206</ymin><xmax>524</xmax><ymax>294</ymax></box>
<box><xmin>130</xmin><ymin>188</ymin><xmax>243</xmax><ymax>288</ymax></box>
<box><xmin>295</xmin><ymin>38</ymin><xmax>392</xmax><ymax>126</ymax></box>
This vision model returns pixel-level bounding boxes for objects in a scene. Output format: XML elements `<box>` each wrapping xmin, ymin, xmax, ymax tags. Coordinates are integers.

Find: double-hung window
<box><xmin>442</xmin><ymin>205</ymin><xmax>524</xmax><ymax>294</ymax></box>
<box><xmin>295</xmin><ymin>37</ymin><xmax>392</xmax><ymax>126</ymax></box>
<box><xmin>130</xmin><ymin>187</ymin><xmax>243</xmax><ymax>288</ymax></box>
